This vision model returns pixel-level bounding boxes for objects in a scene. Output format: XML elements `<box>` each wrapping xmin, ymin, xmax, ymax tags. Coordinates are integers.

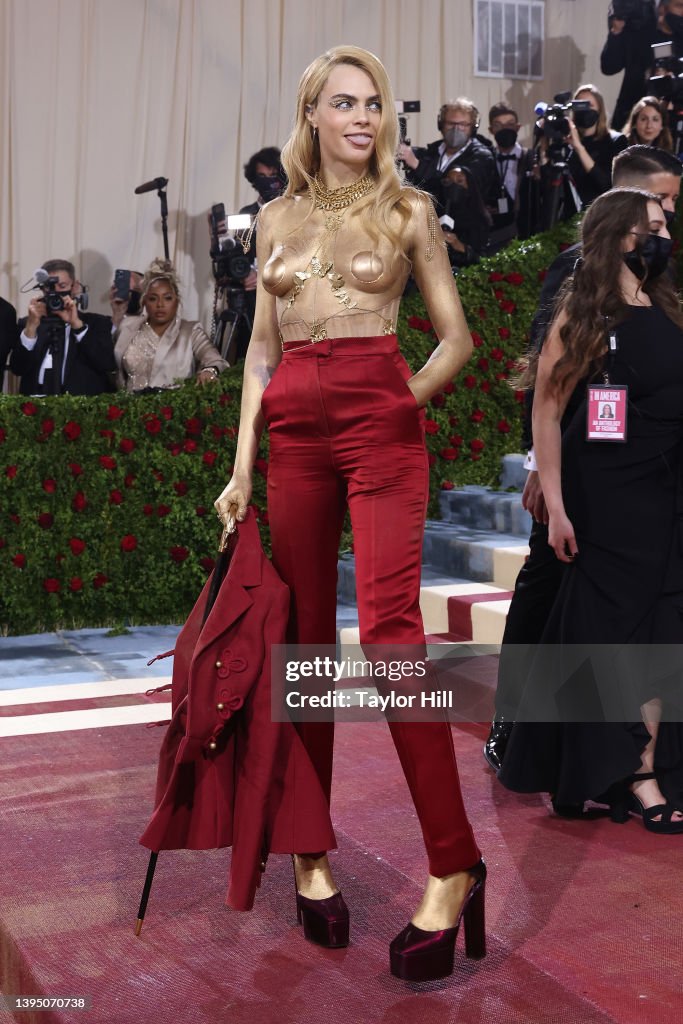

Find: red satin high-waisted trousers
<box><xmin>261</xmin><ymin>335</ymin><xmax>479</xmax><ymax>875</ymax></box>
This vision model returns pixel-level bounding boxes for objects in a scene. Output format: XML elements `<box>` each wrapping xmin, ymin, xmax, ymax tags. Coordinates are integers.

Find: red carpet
<box><xmin>0</xmin><ymin>702</ymin><xmax>680</xmax><ymax>1024</ymax></box>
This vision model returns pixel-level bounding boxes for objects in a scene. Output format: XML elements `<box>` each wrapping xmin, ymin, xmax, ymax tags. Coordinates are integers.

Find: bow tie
<box><xmin>498</xmin><ymin>153</ymin><xmax>517</xmax><ymax>161</ymax></box>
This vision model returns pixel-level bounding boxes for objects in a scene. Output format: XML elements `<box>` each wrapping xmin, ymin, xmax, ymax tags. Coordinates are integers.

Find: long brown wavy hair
<box><xmin>625</xmin><ymin>96</ymin><xmax>674</xmax><ymax>152</ymax></box>
<box><xmin>526</xmin><ymin>188</ymin><xmax>683</xmax><ymax>395</ymax></box>
<box><xmin>280</xmin><ymin>45</ymin><xmax>413</xmax><ymax>251</ymax></box>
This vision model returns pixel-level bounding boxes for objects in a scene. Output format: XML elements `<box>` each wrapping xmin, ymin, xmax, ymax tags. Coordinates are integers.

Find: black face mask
<box><xmin>494</xmin><ymin>127</ymin><xmax>518</xmax><ymax>149</ymax></box>
<box><xmin>443</xmin><ymin>183</ymin><xmax>468</xmax><ymax>208</ymax></box>
<box><xmin>666</xmin><ymin>12</ymin><xmax>683</xmax><ymax>37</ymax></box>
<box><xmin>253</xmin><ymin>173</ymin><xmax>285</xmax><ymax>203</ymax></box>
<box><xmin>664</xmin><ymin>208</ymin><xmax>677</xmax><ymax>227</ymax></box>
<box><xmin>622</xmin><ymin>233</ymin><xmax>673</xmax><ymax>280</ymax></box>
<box><xmin>573</xmin><ymin>108</ymin><xmax>599</xmax><ymax>131</ymax></box>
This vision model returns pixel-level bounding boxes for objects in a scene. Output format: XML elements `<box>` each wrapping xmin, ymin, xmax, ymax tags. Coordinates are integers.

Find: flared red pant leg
<box><xmin>263</xmin><ymin>336</ymin><xmax>480</xmax><ymax>875</ymax></box>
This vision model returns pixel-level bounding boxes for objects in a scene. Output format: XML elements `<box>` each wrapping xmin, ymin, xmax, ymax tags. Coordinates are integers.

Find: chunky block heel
<box><xmin>292</xmin><ymin>857</ymin><xmax>349</xmax><ymax>948</ymax></box>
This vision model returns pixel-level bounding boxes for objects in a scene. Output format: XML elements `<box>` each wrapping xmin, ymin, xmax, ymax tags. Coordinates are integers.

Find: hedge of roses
<box><xmin>0</xmin><ymin>219</ymin><xmax>579</xmax><ymax>634</ymax></box>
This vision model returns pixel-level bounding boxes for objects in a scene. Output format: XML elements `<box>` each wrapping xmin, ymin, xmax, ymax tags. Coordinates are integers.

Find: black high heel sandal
<box><xmin>292</xmin><ymin>856</ymin><xmax>350</xmax><ymax>949</ymax></box>
<box><xmin>389</xmin><ymin>860</ymin><xmax>486</xmax><ymax>982</ymax></box>
<box><xmin>624</xmin><ymin>772</ymin><xmax>683</xmax><ymax>835</ymax></box>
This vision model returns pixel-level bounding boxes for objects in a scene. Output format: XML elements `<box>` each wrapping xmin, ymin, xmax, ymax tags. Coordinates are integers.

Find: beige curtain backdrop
<box><xmin>0</xmin><ymin>0</ymin><xmax>618</xmax><ymax>326</ymax></box>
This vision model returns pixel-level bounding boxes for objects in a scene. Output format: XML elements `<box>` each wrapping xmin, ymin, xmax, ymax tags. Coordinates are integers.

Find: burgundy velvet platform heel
<box><xmin>292</xmin><ymin>858</ymin><xmax>350</xmax><ymax>949</ymax></box>
<box><xmin>389</xmin><ymin>860</ymin><xmax>486</xmax><ymax>982</ymax></box>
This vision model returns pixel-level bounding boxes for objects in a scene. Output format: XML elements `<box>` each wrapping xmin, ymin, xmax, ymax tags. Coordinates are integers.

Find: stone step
<box><xmin>438</xmin><ymin>485</ymin><xmax>532</xmax><ymax>538</ymax></box>
<box><xmin>422</xmin><ymin>522</ymin><xmax>528</xmax><ymax>588</ymax></box>
<box><xmin>500</xmin><ymin>453</ymin><xmax>528</xmax><ymax>491</ymax></box>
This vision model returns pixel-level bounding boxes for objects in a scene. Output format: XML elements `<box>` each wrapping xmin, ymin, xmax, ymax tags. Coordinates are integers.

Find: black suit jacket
<box><xmin>0</xmin><ymin>296</ymin><xmax>17</xmax><ymax>386</ymax></box>
<box><xmin>406</xmin><ymin>137</ymin><xmax>500</xmax><ymax>210</ymax></box>
<box><xmin>10</xmin><ymin>311</ymin><xmax>116</xmax><ymax>395</ymax></box>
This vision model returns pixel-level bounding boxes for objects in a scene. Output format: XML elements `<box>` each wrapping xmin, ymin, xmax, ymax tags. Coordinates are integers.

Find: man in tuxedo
<box><xmin>399</xmin><ymin>98</ymin><xmax>499</xmax><ymax>211</ymax></box>
<box><xmin>487</xmin><ymin>103</ymin><xmax>538</xmax><ymax>250</ymax></box>
<box><xmin>10</xmin><ymin>259</ymin><xmax>116</xmax><ymax>396</ymax></box>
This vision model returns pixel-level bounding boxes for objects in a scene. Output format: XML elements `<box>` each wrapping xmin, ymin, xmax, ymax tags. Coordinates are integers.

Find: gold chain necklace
<box><xmin>311</xmin><ymin>173</ymin><xmax>375</xmax><ymax>211</ymax></box>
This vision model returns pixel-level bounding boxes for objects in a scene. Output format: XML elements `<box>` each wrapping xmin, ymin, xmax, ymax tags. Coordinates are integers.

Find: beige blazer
<box><xmin>114</xmin><ymin>315</ymin><xmax>228</xmax><ymax>391</ymax></box>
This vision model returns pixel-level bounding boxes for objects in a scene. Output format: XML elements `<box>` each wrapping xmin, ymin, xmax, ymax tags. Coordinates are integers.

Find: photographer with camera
<box><xmin>538</xmin><ymin>84</ymin><xmax>627</xmax><ymax>219</ymax></box>
<box><xmin>601</xmin><ymin>2</ymin><xmax>659</xmax><ymax>129</ymax></box>
<box><xmin>399</xmin><ymin>98</ymin><xmax>498</xmax><ymax>210</ymax></box>
<box><xmin>9</xmin><ymin>259</ymin><xmax>116</xmax><ymax>396</ymax></box>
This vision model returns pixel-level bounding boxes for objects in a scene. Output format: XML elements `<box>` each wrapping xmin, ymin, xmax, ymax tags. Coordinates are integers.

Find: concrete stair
<box><xmin>336</xmin><ymin>467</ymin><xmax>532</xmax><ymax>649</ymax></box>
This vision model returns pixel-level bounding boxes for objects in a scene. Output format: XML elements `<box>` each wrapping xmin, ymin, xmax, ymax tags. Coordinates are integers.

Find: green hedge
<box><xmin>0</xmin><ymin>220</ymin><xmax>579</xmax><ymax>635</ymax></box>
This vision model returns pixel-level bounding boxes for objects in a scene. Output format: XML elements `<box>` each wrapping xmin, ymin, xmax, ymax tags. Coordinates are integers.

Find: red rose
<box><xmin>144</xmin><ymin>416</ymin><xmax>162</xmax><ymax>434</ymax></box>
<box><xmin>424</xmin><ymin>419</ymin><xmax>440</xmax><ymax>435</ymax></box>
<box><xmin>226</xmin><ymin>426</ymin><xmax>237</xmax><ymax>438</ymax></box>
<box><xmin>427</xmin><ymin>453</ymin><xmax>437</xmax><ymax>466</ymax></box>
<box><xmin>143</xmin><ymin>504</ymin><xmax>154</xmax><ymax>516</ymax></box>
<box><xmin>99</xmin><ymin>455</ymin><xmax>117</xmax><ymax>470</ymax></box>
<box><xmin>120</xmin><ymin>534</ymin><xmax>138</xmax><ymax>552</ymax></box>
<box><xmin>169</xmin><ymin>443</ymin><xmax>182</xmax><ymax>456</ymax></box>
<box><xmin>488</xmin><ymin>272</ymin><xmax>505</xmax><ymax>282</ymax></box>
<box><xmin>407</xmin><ymin>316</ymin><xmax>433</xmax><ymax>333</ymax></box>
<box><xmin>449</xmin><ymin>415</ymin><xmax>459</xmax><ymax>426</ymax></box>
<box><xmin>157</xmin><ymin>504</ymin><xmax>171</xmax><ymax>517</ymax></box>
<box><xmin>152</xmin><ymin>469</ymin><xmax>164</xmax><ymax>481</ymax></box>
<box><xmin>0</xmin><ymin>428</ymin><xmax>6</xmax><ymax>443</ymax></box>
<box><xmin>477</xmin><ymin>358</ymin><xmax>489</xmax><ymax>371</ymax></box>
<box><xmin>119</xmin><ymin>438</ymin><xmax>135</xmax><ymax>454</ymax></box>
<box><xmin>514</xmin><ymin>390</ymin><xmax>526</xmax><ymax>403</ymax></box>
<box><xmin>499</xmin><ymin>327</ymin><xmax>511</xmax><ymax>340</ymax></box>
<box><xmin>42</xmin><ymin>478</ymin><xmax>56</xmax><ymax>493</ymax></box>
<box><xmin>38</xmin><ymin>512</ymin><xmax>54</xmax><ymax>528</ymax></box>
<box><xmin>470</xmin><ymin>439</ymin><xmax>486</xmax><ymax>452</ymax></box>
<box><xmin>21</xmin><ymin>402</ymin><xmax>37</xmax><ymax>416</ymax></box>
<box><xmin>183</xmin><ymin>439</ymin><xmax>198</xmax><ymax>453</ymax></box>
<box><xmin>169</xmin><ymin>546</ymin><xmax>189</xmax><ymax>563</ymax></box>
<box><xmin>431</xmin><ymin>394</ymin><xmax>445</xmax><ymax>408</ymax></box>
<box><xmin>99</xmin><ymin>429</ymin><xmax>115</xmax><ymax>441</ymax></box>
<box><xmin>463</xmin><ymin>375</ymin><xmax>477</xmax><ymax>390</ymax></box>
<box><xmin>471</xmin><ymin>331</ymin><xmax>484</xmax><ymax>348</ymax></box>
<box><xmin>124</xmin><ymin>474</ymin><xmax>135</xmax><ymax>488</ymax></box>
<box><xmin>505</xmin><ymin>272</ymin><xmax>524</xmax><ymax>286</ymax></box>
<box><xmin>185</xmin><ymin>417</ymin><xmax>203</xmax><ymax>435</ymax></box>
<box><xmin>451</xmin><ymin>434</ymin><xmax>463</xmax><ymax>446</ymax></box>
<box><xmin>254</xmin><ymin>458</ymin><xmax>269</xmax><ymax>477</ymax></box>
<box><xmin>109</xmin><ymin>489</ymin><xmax>124</xmax><ymax>505</ymax></box>
<box><xmin>494</xmin><ymin>288</ymin><xmax>505</xmax><ymax>300</ymax></box>
<box><xmin>63</xmin><ymin>421</ymin><xmax>81</xmax><ymax>441</ymax></box>
<box><xmin>173</xmin><ymin>481</ymin><xmax>188</xmax><ymax>496</ymax></box>
<box><xmin>160</xmin><ymin>405</ymin><xmax>174</xmax><ymax>420</ymax></box>
<box><xmin>201</xmin><ymin>556</ymin><xmax>215</xmax><ymax>572</ymax></box>
<box><xmin>443</xmin><ymin>382</ymin><xmax>454</xmax><ymax>394</ymax></box>
<box><xmin>93</xmin><ymin>572</ymin><xmax>109</xmax><ymax>589</ymax></box>
<box><xmin>495</xmin><ymin>372</ymin><xmax>508</xmax><ymax>382</ymax></box>
<box><xmin>499</xmin><ymin>299</ymin><xmax>517</xmax><ymax>314</ymax></box>
<box><xmin>211</xmin><ymin>424</ymin><xmax>223</xmax><ymax>440</ymax></box>
<box><xmin>441</xmin><ymin>481</ymin><xmax>455</xmax><ymax>490</ymax></box>
<box><xmin>480</xmin><ymin>381</ymin><xmax>491</xmax><ymax>393</ymax></box>
<box><xmin>440</xmin><ymin>448</ymin><xmax>458</xmax><ymax>460</ymax></box>
<box><xmin>69</xmin><ymin>538</ymin><xmax>86</xmax><ymax>555</ymax></box>
<box><xmin>196</xmin><ymin>506</ymin><xmax>207</xmax><ymax>516</ymax></box>
<box><xmin>490</xmin><ymin>348</ymin><xmax>504</xmax><ymax>362</ymax></box>
<box><xmin>538</xmin><ymin>269</ymin><xmax>548</xmax><ymax>282</ymax></box>
<box><xmin>471</xmin><ymin>410</ymin><xmax>485</xmax><ymax>423</ymax></box>
<box><xmin>107</xmin><ymin>405</ymin><xmax>124</xmax><ymax>420</ymax></box>
<box><xmin>5</xmin><ymin>465</ymin><xmax>17</xmax><ymax>479</ymax></box>
<box><xmin>202</xmin><ymin>451</ymin><xmax>217</xmax><ymax>466</ymax></box>
<box><xmin>41</xmin><ymin>418</ymin><xmax>55</xmax><ymax>435</ymax></box>
<box><xmin>43</xmin><ymin>577</ymin><xmax>61</xmax><ymax>593</ymax></box>
<box><xmin>69</xmin><ymin>462</ymin><xmax>83</xmax><ymax>477</ymax></box>
<box><xmin>72</xmin><ymin>491</ymin><xmax>87</xmax><ymax>512</ymax></box>
<box><xmin>498</xmin><ymin>420</ymin><xmax>511</xmax><ymax>433</ymax></box>
<box><xmin>69</xmin><ymin>577</ymin><xmax>84</xmax><ymax>592</ymax></box>
<box><xmin>478</xmin><ymin>307</ymin><xmax>487</xmax><ymax>320</ymax></box>
<box><xmin>12</xmin><ymin>553</ymin><xmax>26</xmax><ymax>569</ymax></box>
<box><xmin>219</xmin><ymin>393</ymin><xmax>232</xmax><ymax>407</ymax></box>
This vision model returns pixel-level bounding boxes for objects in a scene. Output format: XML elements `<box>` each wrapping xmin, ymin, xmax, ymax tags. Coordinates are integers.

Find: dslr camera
<box><xmin>649</xmin><ymin>41</ymin><xmax>683</xmax><ymax>104</ymax></box>
<box><xmin>209</xmin><ymin>204</ymin><xmax>252</xmax><ymax>287</ymax></box>
<box><xmin>39</xmin><ymin>276</ymin><xmax>88</xmax><ymax>314</ymax></box>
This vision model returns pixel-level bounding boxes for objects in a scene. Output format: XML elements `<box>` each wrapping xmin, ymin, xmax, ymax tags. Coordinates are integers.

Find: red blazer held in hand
<box><xmin>139</xmin><ymin>509</ymin><xmax>336</xmax><ymax>910</ymax></box>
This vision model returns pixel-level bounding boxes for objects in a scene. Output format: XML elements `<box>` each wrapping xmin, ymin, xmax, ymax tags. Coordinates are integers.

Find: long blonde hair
<box><xmin>280</xmin><ymin>45</ymin><xmax>412</xmax><ymax>250</ymax></box>
<box><xmin>573</xmin><ymin>83</ymin><xmax>609</xmax><ymax>141</ymax></box>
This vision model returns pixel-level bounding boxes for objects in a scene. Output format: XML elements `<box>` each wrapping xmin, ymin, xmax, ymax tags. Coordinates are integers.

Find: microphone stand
<box><xmin>157</xmin><ymin>186</ymin><xmax>170</xmax><ymax>260</ymax></box>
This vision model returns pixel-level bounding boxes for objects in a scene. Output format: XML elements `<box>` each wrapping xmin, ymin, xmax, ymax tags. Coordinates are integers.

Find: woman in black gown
<box><xmin>499</xmin><ymin>187</ymin><xmax>683</xmax><ymax>833</ymax></box>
